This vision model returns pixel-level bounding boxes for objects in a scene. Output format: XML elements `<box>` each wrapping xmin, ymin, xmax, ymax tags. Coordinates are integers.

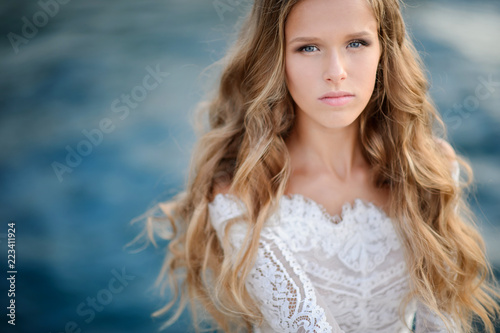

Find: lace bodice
<box><xmin>207</xmin><ymin>163</ymin><xmax>460</xmax><ymax>333</ymax></box>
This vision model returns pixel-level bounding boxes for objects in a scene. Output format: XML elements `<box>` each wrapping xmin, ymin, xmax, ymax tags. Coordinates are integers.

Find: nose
<box><xmin>323</xmin><ymin>51</ymin><xmax>347</xmax><ymax>83</ymax></box>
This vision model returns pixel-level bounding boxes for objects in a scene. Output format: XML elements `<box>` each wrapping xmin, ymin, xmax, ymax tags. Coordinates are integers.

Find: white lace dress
<box><xmin>207</xmin><ymin>164</ymin><xmax>459</xmax><ymax>333</ymax></box>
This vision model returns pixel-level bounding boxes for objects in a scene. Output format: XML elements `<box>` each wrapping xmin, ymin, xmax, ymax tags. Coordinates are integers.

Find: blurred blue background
<box><xmin>0</xmin><ymin>0</ymin><xmax>499</xmax><ymax>332</ymax></box>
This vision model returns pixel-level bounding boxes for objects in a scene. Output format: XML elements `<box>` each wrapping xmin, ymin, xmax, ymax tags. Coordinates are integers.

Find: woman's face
<box><xmin>285</xmin><ymin>0</ymin><xmax>381</xmax><ymax>130</ymax></box>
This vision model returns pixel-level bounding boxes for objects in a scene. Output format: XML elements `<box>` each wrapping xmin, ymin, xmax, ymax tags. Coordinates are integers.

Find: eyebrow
<box><xmin>288</xmin><ymin>31</ymin><xmax>374</xmax><ymax>44</ymax></box>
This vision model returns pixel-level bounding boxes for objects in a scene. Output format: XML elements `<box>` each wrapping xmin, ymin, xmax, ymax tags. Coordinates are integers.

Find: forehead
<box><xmin>285</xmin><ymin>0</ymin><xmax>378</xmax><ymax>39</ymax></box>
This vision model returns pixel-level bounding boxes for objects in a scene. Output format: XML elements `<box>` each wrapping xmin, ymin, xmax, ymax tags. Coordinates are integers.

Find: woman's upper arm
<box><xmin>247</xmin><ymin>231</ymin><xmax>344</xmax><ymax>332</ymax></box>
<box><xmin>207</xmin><ymin>195</ymin><xmax>343</xmax><ymax>333</ymax></box>
<box><xmin>415</xmin><ymin>301</ymin><xmax>457</xmax><ymax>333</ymax></box>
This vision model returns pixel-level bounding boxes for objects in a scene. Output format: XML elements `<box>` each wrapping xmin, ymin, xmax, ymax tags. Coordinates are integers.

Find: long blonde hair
<box><xmin>130</xmin><ymin>0</ymin><xmax>500</xmax><ymax>331</ymax></box>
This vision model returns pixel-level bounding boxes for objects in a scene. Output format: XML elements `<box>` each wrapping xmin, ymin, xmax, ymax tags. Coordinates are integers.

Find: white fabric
<box><xmin>207</xmin><ymin>164</ymin><xmax>460</xmax><ymax>333</ymax></box>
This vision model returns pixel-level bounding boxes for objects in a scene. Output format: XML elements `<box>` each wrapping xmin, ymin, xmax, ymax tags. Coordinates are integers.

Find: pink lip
<box><xmin>319</xmin><ymin>91</ymin><xmax>354</xmax><ymax>107</ymax></box>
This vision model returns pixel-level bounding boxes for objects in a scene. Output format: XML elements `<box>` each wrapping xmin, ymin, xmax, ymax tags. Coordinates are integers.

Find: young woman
<box><xmin>136</xmin><ymin>0</ymin><xmax>500</xmax><ymax>331</ymax></box>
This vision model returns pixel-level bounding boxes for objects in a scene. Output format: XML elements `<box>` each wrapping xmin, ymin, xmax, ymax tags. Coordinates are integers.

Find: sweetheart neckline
<box><xmin>280</xmin><ymin>192</ymin><xmax>390</xmax><ymax>224</ymax></box>
<box><xmin>210</xmin><ymin>192</ymin><xmax>390</xmax><ymax>225</ymax></box>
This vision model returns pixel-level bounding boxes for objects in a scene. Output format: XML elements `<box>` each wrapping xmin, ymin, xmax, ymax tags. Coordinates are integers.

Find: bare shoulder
<box><xmin>209</xmin><ymin>183</ymin><xmax>232</xmax><ymax>207</ymax></box>
<box><xmin>212</xmin><ymin>181</ymin><xmax>232</xmax><ymax>197</ymax></box>
<box><xmin>434</xmin><ymin>137</ymin><xmax>457</xmax><ymax>162</ymax></box>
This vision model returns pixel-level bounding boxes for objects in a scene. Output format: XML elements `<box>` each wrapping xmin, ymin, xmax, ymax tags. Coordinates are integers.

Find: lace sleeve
<box><xmin>208</xmin><ymin>194</ymin><xmax>344</xmax><ymax>333</ymax></box>
<box><xmin>415</xmin><ymin>301</ymin><xmax>457</xmax><ymax>333</ymax></box>
<box><xmin>247</xmin><ymin>231</ymin><xmax>344</xmax><ymax>333</ymax></box>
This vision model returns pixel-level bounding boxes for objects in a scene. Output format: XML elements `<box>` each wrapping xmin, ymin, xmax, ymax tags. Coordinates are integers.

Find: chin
<box><xmin>320</xmin><ymin>112</ymin><xmax>362</xmax><ymax>129</ymax></box>
<box><xmin>319</xmin><ymin>119</ymin><xmax>357</xmax><ymax>130</ymax></box>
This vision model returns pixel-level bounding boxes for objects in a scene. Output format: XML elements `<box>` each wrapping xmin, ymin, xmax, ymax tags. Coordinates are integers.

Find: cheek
<box><xmin>353</xmin><ymin>54</ymin><xmax>380</xmax><ymax>92</ymax></box>
<box><xmin>285</xmin><ymin>60</ymin><xmax>302</xmax><ymax>94</ymax></box>
<box><xmin>286</xmin><ymin>58</ymin><xmax>314</xmax><ymax>93</ymax></box>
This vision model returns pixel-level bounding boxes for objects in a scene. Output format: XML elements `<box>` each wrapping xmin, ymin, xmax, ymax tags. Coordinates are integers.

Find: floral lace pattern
<box><xmin>247</xmin><ymin>234</ymin><xmax>336</xmax><ymax>332</ymax></box>
<box><xmin>207</xmin><ymin>159</ymin><xmax>460</xmax><ymax>333</ymax></box>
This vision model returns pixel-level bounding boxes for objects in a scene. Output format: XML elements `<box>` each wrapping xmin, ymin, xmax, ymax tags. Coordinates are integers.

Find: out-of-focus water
<box><xmin>0</xmin><ymin>0</ymin><xmax>498</xmax><ymax>332</ymax></box>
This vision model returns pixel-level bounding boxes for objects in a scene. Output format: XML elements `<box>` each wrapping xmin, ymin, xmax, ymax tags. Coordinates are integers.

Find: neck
<box><xmin>285</xmin><ymin>115</ymin><xmax>366</xmax><ymax>182</ymax></box>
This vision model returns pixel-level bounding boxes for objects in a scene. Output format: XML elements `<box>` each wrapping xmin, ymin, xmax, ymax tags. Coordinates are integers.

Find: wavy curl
<box><xmin>129</xmin><ymin>0</ymin><xmax>500</xmax><ymax>331</ymax></box>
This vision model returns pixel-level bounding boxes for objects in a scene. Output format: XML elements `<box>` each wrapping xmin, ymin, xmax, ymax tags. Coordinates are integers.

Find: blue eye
<box><xmin>347</xmin><ymin>40</ymin><xmax>368</xmax><ymax>48</ymax></box>
<box><xmin>298</xmin><ymin>45</ymin><xmax>319</xmax><ymax>53</ymax></box>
